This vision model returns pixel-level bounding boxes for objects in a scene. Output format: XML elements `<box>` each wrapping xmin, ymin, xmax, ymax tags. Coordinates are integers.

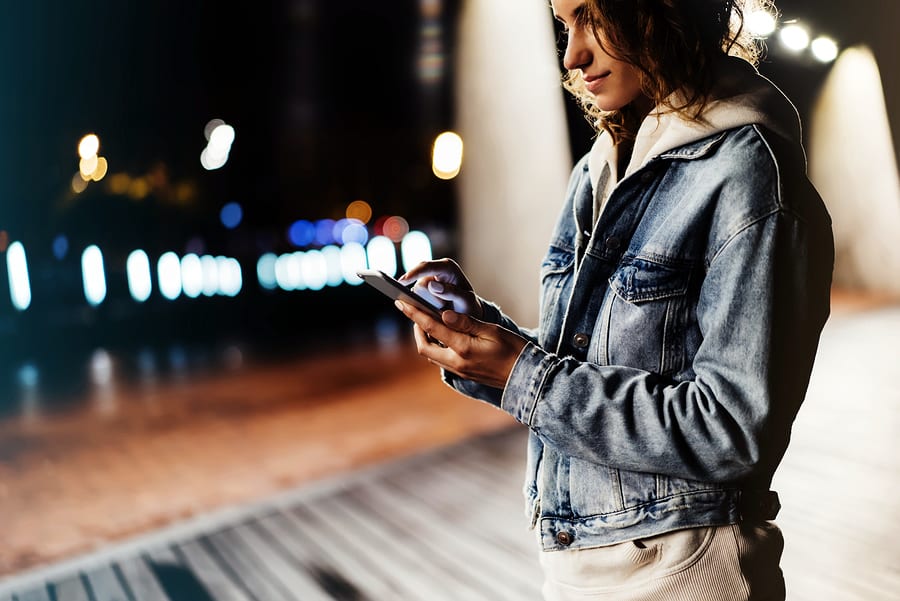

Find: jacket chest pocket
<box><xmin>594</xmin><ymin>257</ymin><xmax>692</xmax><ymax>375</ymax></box>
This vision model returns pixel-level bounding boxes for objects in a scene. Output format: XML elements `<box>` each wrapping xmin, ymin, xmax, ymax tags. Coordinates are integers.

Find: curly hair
<box><xmin>562</xmin><ymin>0</ymin><xmax>774</xmax><ymax>143</ymax></box>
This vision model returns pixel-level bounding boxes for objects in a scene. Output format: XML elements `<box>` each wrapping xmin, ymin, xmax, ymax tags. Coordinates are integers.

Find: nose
<box><xmin>562</xmin><ymin>30</ymin><xmax>591</xmax><ymax>72</ymax></box>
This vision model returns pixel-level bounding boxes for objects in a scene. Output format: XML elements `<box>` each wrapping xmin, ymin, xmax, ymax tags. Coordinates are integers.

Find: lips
<box><xmin>583</xmin><ymin>71</ymin><xmax>611</xmax><ymax>94</ymax></box>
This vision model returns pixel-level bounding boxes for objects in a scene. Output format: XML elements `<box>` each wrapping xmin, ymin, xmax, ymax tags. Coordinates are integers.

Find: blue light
<box><xmin>315</xmin><ymin>219</ymin><xmax>336</xmax><ymax>246</ymax></box>
<box><xmin>342</xmin><ymin>222</ymin><xmax>369</xmax><ymax>245</ymax></box>
<box><xmin>220</xmin><ymin>202</ymin><xmax>243</xmax><ymax>229</ymax></box>
<box><xmin>288</xmin><ymin>220</ymin><xmax>316</xmax><ymax>247</ymax></box>
<box><xmin>332</xmin><ymin>219</ymin><xmax>352</xmax><ymax>242</ymax></box>
<box><xmin>52</xmin><ymin>235</ymin><xmax>69</xmax><ymax>260</ymax></box>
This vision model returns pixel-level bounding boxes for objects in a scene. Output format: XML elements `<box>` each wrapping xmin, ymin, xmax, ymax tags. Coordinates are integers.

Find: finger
<box><xmin>424</xmin><ymin>280</ymin><xmax>480</xmax><ymax>314</ymax></box>
<box><xmin>398</xmin><ymin>258</ymin><xmax>461</xmax><ymax>286</ymax></box>
<box><xmin>412</xmin><ymin>323</ymin><xmax>456</xmax><ymax>369</ymax></box>
<box><xmin>397</xmin><ymin>301</ymin><xmax>474</xmax><ymax>352</ymax></box>
<box><xmin>412</xmin><ymin>322</ymin><xmax>433</xmax><ymax>350</ymax></box>
<box><xmin>397</xmin><ymin>261</ymin><xmax>443</xmax><ymax>285</ymax></box>
<box><xmin>440</xmin><ymin>309</ymin><xmax>483</xmax><ymax>335</ymax></box>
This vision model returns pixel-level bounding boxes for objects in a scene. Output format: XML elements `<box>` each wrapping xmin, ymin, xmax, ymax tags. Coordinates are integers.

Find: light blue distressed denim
<box><xmin>444</xmin><ymin>125</ymin><xmax>834</xmax><ymax>551</ymax></box>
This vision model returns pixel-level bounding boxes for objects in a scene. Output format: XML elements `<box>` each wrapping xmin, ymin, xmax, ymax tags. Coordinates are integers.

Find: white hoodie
<box><xmin>587</xmin><ymin>56</ymin><xmax>803</xmax><ymax>227</ymax></box>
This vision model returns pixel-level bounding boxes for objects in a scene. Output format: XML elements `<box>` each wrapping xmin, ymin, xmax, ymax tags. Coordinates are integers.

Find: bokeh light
<box><xmin>288</xmin><ymin>219</ymin><xmax>316</xmax><ymax>247</ymax></box>
<box><xmin>158</xmin><ymin>252</ymin><xmax>183</xmax><ymax>300</ymax></box>
<box><xmin>275</xmin><ymin>253</ymin><xmax>302</xmax><ymax>291</ymax></box>
<box><xmin>746</xmin><ymin>9</ymin><xmax>777</xmax><ymax>37</ymax></box>
<box><xmin>91</xmin><ymin>156</ymin><xmax>108</xmax><ymax>182</ymax></box>
<box><xmin>401</xmin><ymin>231</ymin><xmax>434</xmax><ymax>272</ymax></box>
<box><xmin>382</xmin><ymin>216</ymin><xmax>410</xmax><ymax>243</ymax></box>
<box><xmin>201</xmin><ymin>255</ymin><xmax>220</xmax><ymax>296</ymax></box>
<box><xmin>333</xmin><ymin>218</ymin><xmax>368</xmax><ymax>245</ymax></box>
<box><xmin>71</xmin><ymin>172</ymin><xmax>89</xmax><ymax>194</ymax></box>
<box><xmin>79</xmin><ymin>155</ymin><xmax>98</xmax><ymax>181</ymax></box>
<box><xmin>217</xmin><ymin>257</ymin><xmax>242</xmax><ymax>297</ymax></box>
<box><xmin>315</xmin><ymin>219</ymin><xmax>336</xmax><ymax>246</ymax></box>
<box><xmin>779</xmin><ymin>23</ymin><xmax>810</xmax><ymax>52</ymax></box>
<box><xmin>78</xmin><ymin>134</ymin><xmax>99</xmax><ymax>159</ymax></box>
<box><xmin>7</xmin><ymin>241</ymin><xmax>31</xmax><ymax>311</ymax></box>
<box><xmin>126</xmin><ymin>249</ymin><xmax>152</xmax><ymax>302</ymax></box>
<box><xmin>52</xmin><ymin>235</ymin><xmax>69</xmax><ymax>260</ymax></box>
<box><xmin>200</xmin><ymin>120</ymin><xmax>235</xmax><ymax>171</ymax></box>
<box><xmin>220</xmin><ymin>202</ymin><xmax>243</xmax><ymax>229</ymax></box>
<box><xmin>107</xmin><ymin>173</ymin><xmax>130</xmax><ymax>195</ymax></box>
<box><xmin>257</xmin><ymin>253</ymin><xmax>278</xmax><ymax>290</ymax></box>
<box><xmin>811</xmin><ymin>36</ymin><xmax>839</xmax><ymax>63</ymax></box>
<box><xmin>366</xmin><ymin>235</ymin><xmax>398</xmax><ymax>276</ymax></box>
<box><xmin>301</xmin><ymin>250</ymin><xmax>328</xmax><ymax>291</ymax></box>
<box><xmin>81</xmin><ymin>245</ymin><xmax>107</xmax><ymax>307</ymax></box>
<box><xmin>341</xmin><ymin>221</ymin><xmax>369</xmax><ymax>245</ymax></box>
<box><xmin>340</xmin><ymin>242</ymin><xmax>367</xmax><ymax>285</ymax></box>
<box><xmin>432</xmin><ymin>131</ymin><xmax>463</xmax><ymax>179</ymax></box>
<box><xmin>346</xmin><ymin>200</ymin><xmax>373</xmax><ymax>224</ymax></box>
<box><xmin>181</xmin><ymin>254</ymin><xmax>204</xmax><ymax>298</ymax></box>
<box><xmin>321</xmin><ymin>245</ymin><xmax>344</xmax><ymax>287</ymax></box>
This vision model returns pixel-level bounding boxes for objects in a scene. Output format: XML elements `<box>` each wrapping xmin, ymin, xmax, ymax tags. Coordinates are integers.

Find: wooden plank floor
<box><xmin>0</xmin><ymin>302</ymin><xmax>898</xmax><ymax>600</ymax></box>
<box><xmin>0</xmin><ymin>428</ymin><xmax>540</xmax><ymax>601</ymax></box>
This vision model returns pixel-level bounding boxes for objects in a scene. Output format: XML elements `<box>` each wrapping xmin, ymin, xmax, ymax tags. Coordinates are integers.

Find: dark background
<box><xmin>0</xmin><ymin>0</ymin><xmax>895</xmax><ymax>404</ymax></box>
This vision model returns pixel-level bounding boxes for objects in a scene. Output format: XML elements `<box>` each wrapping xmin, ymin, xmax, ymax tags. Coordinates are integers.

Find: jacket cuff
<box><xmin>500</xmin><ymin>342</ymin><xmax>555</xmax><ymax>425</ymax></box>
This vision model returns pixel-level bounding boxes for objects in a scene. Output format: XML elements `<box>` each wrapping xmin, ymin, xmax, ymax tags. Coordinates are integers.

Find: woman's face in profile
<box><xmin>552</xmin><ymin>0</ymin><xmax>644</xmax><ymax>112</ymax></box>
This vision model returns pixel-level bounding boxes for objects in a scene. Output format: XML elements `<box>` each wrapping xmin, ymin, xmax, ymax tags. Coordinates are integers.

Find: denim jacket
<box><xmin>444</xmin><ymin>122</ymin><xmax>833</xmax><ymax>551</ymax></box>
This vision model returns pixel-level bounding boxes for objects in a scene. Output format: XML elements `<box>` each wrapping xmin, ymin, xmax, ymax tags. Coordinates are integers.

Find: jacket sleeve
<box><xmin>498</xmin><ymin>206</ymin><xmax>833</xmax><ymax>484</ymax></box>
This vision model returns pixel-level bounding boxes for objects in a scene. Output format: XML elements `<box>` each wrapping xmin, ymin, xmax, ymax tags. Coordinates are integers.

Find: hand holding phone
<box><xmin>357</xmin><ymin>269</ymin><xmax>448</xmax><ymax>319</ymax></box>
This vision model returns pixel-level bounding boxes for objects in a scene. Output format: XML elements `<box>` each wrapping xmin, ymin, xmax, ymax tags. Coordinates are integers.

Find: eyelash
<box><xmin>559</xmin><ymin>9</ymin><xmax>589</xmax><ymax>34</ymax></box>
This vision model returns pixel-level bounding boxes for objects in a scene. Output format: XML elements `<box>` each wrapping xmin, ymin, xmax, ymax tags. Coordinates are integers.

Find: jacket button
<box><xmin>556</xmin><ymin>531</ymin><xmax>574</xmax><ymax>546</ymax></box>
<box><xmin>605</xmin><ymin>236</ymin><xmax>621</xmax><ymax>250</ymax></box>
<box><xmin>572</xmin><ymin>333</ymin><xmax>589</xmax><ymax>348</ymax></box>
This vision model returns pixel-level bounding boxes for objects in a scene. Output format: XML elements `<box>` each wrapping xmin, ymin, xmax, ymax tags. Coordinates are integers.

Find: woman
<box><xmin>395</xmin><ymin>0</ymin><xmax>834</xmax><ymax>598</ymax></box>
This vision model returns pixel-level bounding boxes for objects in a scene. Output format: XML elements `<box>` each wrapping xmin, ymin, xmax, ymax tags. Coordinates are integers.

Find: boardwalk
<box><xmin>0</xmin><ymin>299</ymin><xmax>898</xmax><ymax>600</ymax></box>
<box><xmin>0</xmin><ymin>428</ymin><xmax>540</xmax><ymax>601</ymax></box>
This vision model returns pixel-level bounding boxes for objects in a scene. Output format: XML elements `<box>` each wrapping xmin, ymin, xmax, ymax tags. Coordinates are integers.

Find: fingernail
<box><xmin>429</xmin><ymin>281</ymin><xmax>444</xmax><ymax>293</ymax></box>
<box><xmin>443</xmin><ymin>310</ymin><xmax>459</xmax><ymax>325</ymax></box>
<box><xmin>394</xmin><ymin>300</ymin><xmax>405</xmax><ymax>311</ymax></box>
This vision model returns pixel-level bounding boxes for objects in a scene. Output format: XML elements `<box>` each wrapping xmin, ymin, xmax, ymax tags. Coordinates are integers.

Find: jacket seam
<box><xmin>528</xmin><ymin>353</ymin><xmax>559</xmax><ymax>427</ymax></box>
<box><xmin>543</xmin><ymin>487</ymin><xmax>735</xmax><ymax>521</ymax></box>
<box><xmin>707</xmin><ymin>208</ymin><xmax>781</xmax><ymax>266</ymax></box>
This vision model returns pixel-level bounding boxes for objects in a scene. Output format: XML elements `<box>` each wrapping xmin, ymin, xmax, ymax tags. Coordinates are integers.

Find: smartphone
<box><xmin>357</xmin><ymin>269</ymin><xmax>447</xmax><ymax>319</ymax></box>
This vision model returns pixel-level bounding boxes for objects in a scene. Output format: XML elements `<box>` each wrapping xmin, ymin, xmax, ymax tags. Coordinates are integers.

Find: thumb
<box><xmin>442</xmin><ymin>310</ymin><xmax>480</xmax><ymax>333</ymax></box>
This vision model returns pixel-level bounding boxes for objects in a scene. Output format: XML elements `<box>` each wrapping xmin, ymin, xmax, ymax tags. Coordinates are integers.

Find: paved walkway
<box><xmin>0</xmin><ymin>337</ymin><xmax>516</xmax><ymax>578</ymax></box>
<box><xmin>0</xmin><ymin>292</ymin><xmax>898</xmax><ymax>600</ymax></box>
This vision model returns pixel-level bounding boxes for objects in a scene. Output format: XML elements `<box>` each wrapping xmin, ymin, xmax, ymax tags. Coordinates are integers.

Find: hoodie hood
<box><xmin>588</xmin><ymin>56</ymin><xmax>803</xmax><ymax>201</ymax></box>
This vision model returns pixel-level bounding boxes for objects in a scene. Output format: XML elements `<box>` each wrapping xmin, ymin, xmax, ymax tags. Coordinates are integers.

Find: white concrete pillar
<box><xmin>809</xmin><ymin>46</ymin><xmax>900</xmax><ymax>295</ymax></box>
<box><xmin>454</xmin><ymin>0</ymin><xmax>573</xmax><ymax>325</ymax></box>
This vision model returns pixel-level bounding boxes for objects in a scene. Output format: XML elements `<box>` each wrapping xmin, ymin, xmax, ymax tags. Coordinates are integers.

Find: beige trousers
<box><xmin>539</xmin><ymin>522</ymin><xmax>785</xmax><ymax>601</ymax></box>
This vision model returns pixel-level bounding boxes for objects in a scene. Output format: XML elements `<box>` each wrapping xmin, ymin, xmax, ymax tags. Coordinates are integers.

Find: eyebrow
<box><xmin>553</xmin><ymin>2</ymin><xmax>587</xmax><ymax>27</ymax></box>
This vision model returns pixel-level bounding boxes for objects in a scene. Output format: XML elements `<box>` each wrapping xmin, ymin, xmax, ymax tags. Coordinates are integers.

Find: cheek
<box><xmin>620</xmin><ymin>67</ymin><xmax>643</xmax><ymax>102</ymax></box>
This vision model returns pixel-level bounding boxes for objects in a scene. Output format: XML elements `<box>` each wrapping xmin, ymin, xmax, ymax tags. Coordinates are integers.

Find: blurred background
<box><xmin>0</xmin><ymin>0</ymin><xmax>467</xmax><ymax>405</ymax></box>
<box><xmin>0</xmin><ymin>0</ymin><xmax>898</xmax><ymax>597</ymax></box>
<box><xmin>0</xmin><ymin>0</ymin><xmax>898</xmax><ymax>409</ymax></box>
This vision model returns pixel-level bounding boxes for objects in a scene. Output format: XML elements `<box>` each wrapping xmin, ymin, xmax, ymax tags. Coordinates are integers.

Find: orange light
<box><xmin>346</xmin><ymin>200</ymin><xmax>373</xmax><ymax>224</ymax></box>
